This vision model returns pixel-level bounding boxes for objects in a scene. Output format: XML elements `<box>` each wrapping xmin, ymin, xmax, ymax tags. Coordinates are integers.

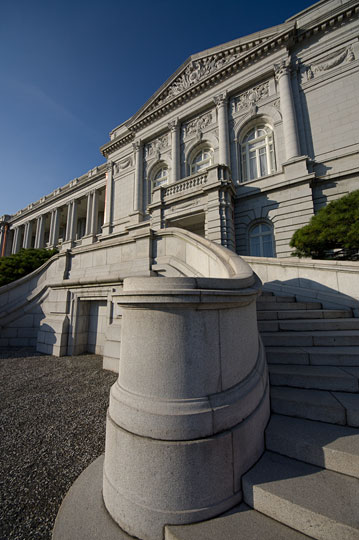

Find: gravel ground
<box><xmin>0</xmin><ymin>348</ymin><xmax>117</xmax><ymax>540</ymax></box>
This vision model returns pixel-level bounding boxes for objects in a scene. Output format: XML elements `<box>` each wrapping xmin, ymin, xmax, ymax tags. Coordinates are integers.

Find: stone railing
<box><xmin>163</xmin><ymin>172</ymin><xmax>208</xmax><ymax>197</ymax></box>
<box><xmin>244</xmin><ymin>255</ymin><xmax>359</xmax><ymax>315</ymax></box>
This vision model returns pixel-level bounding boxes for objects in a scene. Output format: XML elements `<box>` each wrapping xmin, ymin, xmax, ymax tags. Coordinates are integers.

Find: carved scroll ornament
<box><xmin>306</xmin><ymin>45</ymin><xmax>355</xmax><ymax>80</ymax></box>
<box><xmin>182</xmin><ymin>112</ymin><xmax>213</xmax><ymax>138</ymax></box>
<box><xmin>232</xmin><ymin>82</ymin><xmax>269</xmax><ymax>114</ymax></box>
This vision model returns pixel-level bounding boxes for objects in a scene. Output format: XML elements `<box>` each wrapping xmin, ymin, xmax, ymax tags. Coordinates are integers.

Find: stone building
<box><xmin>1</xmin><ymin>2</ymin><xmax>359</xmax><ymax>538</ymax></box>
<box><xmin>1</xmin><ymin>0</ymin><xmax>358</xmax><ymax>261</ymax></box>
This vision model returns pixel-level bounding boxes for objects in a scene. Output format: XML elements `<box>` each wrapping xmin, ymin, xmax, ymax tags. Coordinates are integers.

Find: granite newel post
<box><xmin>103</xmin><ymin>273</ymin><xmax>269</xmax><ymax>540</ymax></box>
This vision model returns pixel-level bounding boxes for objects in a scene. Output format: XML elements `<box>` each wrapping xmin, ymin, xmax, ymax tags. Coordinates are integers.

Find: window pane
<box><xmin>249</xmin><ymin>155</ymin><xmax>257</xmax><ymax>180</ymax></box>
<box><xmin>259</xmin><ymin>150</ymin><xmax>268</xmax><ymax>176</ymax></box>
<box><xmin>262</xmin><ymin>235</ymin><xmax>274</xmax><ymax>257</ymax></box>
<box><xmin>250</xmin><ymin>236</ymin><xmax>261</xmax><ymax>256</ymax></box>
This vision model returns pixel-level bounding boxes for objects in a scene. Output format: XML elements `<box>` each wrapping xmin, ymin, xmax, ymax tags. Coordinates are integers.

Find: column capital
<box><xmin>168</xmin><ymin>118</ymin><xmax>179</xmax><ymax>132</ymax></box>
<box><xmin>274</xmin><ymin>58</ymin><xmax>292</xmax><ymax>81</ymax></box>
<box><xmin>213</xmin><ymin>91</ymin><xmax>228</xmax><ymax>108</ymax></box>
<box><xmin>132</xmin><ymin>140</ymin><xmax>142</xmax><ymax>153</ymax></box>
<box><xmin>106</xmin><ymin>160</ymin><xmax>114</xmax><ymax>173</ymax></box>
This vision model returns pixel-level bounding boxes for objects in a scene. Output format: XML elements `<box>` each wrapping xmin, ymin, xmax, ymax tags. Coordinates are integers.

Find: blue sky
<box><xmin>1</xmin><ymin>0</ymin><xmax>316</xmax><ymax>217</ymax></box>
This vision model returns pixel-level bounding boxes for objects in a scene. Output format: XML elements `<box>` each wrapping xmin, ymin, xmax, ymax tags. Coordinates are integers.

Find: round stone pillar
<box><xmin>103</xmin><ymin>275</ymin><xmax>269</xmax><ymax>540</ymax></box>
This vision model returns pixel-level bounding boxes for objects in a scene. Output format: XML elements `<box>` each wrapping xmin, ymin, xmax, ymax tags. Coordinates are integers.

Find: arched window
<box><xmin>249</xmin><ymin>222</ymin><xmax>275</xmax><ymax>257</ymax></box>
<box><xmin>148</xmin><ymin>165</ymin><xmax>168</xmax><ymax>204</ymax></box>
<box><xmin>241</xmin><ymin>124</ymin><xmax>275</xmax><ymax>182</ymax></box>
<box><xmin>190</xmin><ymin>146</ymin><xmax>213</xmax><ymax>174</ymax></box>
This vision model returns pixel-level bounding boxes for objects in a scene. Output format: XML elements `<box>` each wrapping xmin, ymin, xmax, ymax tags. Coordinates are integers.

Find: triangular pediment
<box><xmin>129</xmin><ymin>22</ymin><xmax>292</xmax><ymax>126</ymax></box>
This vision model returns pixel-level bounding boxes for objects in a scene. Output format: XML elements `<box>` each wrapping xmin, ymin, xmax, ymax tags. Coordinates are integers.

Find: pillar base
<box><xmin>52</xmin><ymin>455</ymin><xmax>132</xmax><ymax>540</ymax></box>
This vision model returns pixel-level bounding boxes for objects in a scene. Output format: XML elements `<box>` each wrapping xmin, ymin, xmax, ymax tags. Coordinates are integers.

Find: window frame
<box><xmin>189</xmin><ymin>145</ymin><xmax>214</xmax><ymax>175</ymax></box>
<box><xmin>248</xmin><ymin>221</ymin><xmax>275</xmax><ymax>258</ymax></box>
<box><xmin>147</xmin><ymin>163</ymin><xmax>169</xmax><ymax>205</ymax></box>
<box><xmin>240</xmin><ymin>124</ymin><xmax>275</xmax><ymax>182</ymax></box>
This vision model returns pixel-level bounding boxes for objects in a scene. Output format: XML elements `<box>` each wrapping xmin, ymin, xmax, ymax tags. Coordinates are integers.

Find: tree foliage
<box><xmin>290</xmin><ymin>190</ymin><xmax>359</xmax><ymax>259</ymax></box>
<box><xmin>0</xmin><ymin>248</ymin><xmax>58</xmax><ymax>287</ymax></box>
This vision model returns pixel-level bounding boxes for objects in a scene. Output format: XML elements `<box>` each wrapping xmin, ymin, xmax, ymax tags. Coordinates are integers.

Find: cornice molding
<box><xmin>101</xmin><ymin>26</ymin><xmax>295</xmax><ymax>158</ymax></box>
<box><xmin>9</xmin><ymin>164</ymin><xmax>107</xmax><ymax>224</ymax></box>
<box><xmin>101</xmin><ymin>2</ymin><xmax>359</xmax><ymax>158</ymax></box>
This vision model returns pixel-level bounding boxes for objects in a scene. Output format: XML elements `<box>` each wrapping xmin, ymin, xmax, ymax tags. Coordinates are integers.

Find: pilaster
<box><xmin>214</xmin><ymin>92</ymin><xmax>230</xmax><ymax>168</ymax></box>
<box><xmin>274</xmin><ymin>58</ymin><xmax>300</xmax><ymax>161</ymax></box>
<box><xmin>102</xmin><ymin>161</ymin><xmax>114</xmax><ymax>235</ymax></box>
<box><xmin>168</xmin><ymin>119</ymin><xmax>180</xmax><ymax>183</ymax></box>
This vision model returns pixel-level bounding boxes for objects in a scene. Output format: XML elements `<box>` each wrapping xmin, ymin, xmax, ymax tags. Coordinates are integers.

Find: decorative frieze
<box><xmin>115</xmin><ymin>157</ymin><xmax>133</xmax><ymax>173</ymax></box>
<box><xmin>231</xmin><ymin>82</ymin><xmax>270</xmax><ymax>114</ymax></box>
<box><xmin>182</xmin><ymin>112</ymin><xmax>213</xmax><ymax>139</ymax></box>
<box><xmin>303</xmin><ymin>45</ymin><xmax>355</xmax><ymax>81</ymax></box>
<box><xmin>145</xmin><ymin>135</ymin><xmax>169</xmax><ymax>159</ymax></box>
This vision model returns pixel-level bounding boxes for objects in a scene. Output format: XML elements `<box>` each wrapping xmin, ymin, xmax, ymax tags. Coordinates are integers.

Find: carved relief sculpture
<box><xmin>152</xmin><ymin>53</ymin><xmax>239</xmax><ymax>110</ymax></box>
<box><xmin>305</xmin><ymin>45</ymin><xmax>355</xmax><ymax>80</ymax></box>
<box><xmin>145</xmin><ymin>135</ymin><xmax>169</xmax><ymax>159</ymax></box>
<box><xmin>182</xmin><ymin>112</ymin><xmax>213</xmax><ymax>139</ymax></box>
<box><xmin>232</xmin><ymin>81</ymin><xmax>270</xmax><ymax>114</ymax></box>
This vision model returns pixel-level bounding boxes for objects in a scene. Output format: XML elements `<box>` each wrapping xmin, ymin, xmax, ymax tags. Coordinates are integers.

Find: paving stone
<box><xmin>243</xmin><ymin>451</ymin><xmax>359</xmax><ymax>539</ymax></box>
<box><xmin>165</xmin><ymin>503</ymin><xmax>312</xmax><ymax>540</ymax></box>
<box><xmin>266</xmin><ymin>414</ymin><xmax>359</xmax><ymax>478</ymax></box>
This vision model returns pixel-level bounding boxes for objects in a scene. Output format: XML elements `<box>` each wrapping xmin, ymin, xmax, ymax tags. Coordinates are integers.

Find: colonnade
<box><xmin>7</xmin><ymin>187</ymin><xmax>104</xmax><ymax>255</ymax></box>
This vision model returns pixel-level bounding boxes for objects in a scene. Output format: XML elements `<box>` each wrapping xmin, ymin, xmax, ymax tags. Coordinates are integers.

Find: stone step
<box><xmin>258</xmin><ymin>295</ymin><xmax>296</xmax><ymax>303</ymax></box>
<box><xmin>268</xmin><ymin>365</ymin><xmax>359</xmax><ymax>392</ymax></box>
<box><xmin>333</xmin><ymin>392</ymin><xmax>359</xmax><ymax>428</ymax></box>
<box><xmin>266</xmin><ymin>414</ymin><xmax>359</xmax><ymax>478</ymax></box>
<box><xmin>259</xmin><ymin>318</ymin><xmax>359</xmax><ymax>333</ymax></box>
<box><xmin>265</xmin><ymin>346</ymin><xmax>359</xmax><ymax>366</ymax></box>
<box><xmin>242</xmin><ymin>451</ymin><xmax>359</xmax><ymax>540</ymax></box>
<box><xmin>257</xmin><ymin>301</ymin><xmax>322</xmax><ymax>311</ymax></box>
<box><xmin>257</xmin><ymin>309</ymin><xmax>351</xmax><ymax>320</ymax></box>
<box><xmin>270</xmin><ymin>386</ymin><xmax>346</xmax><ymax>424</ymax></box>
<box><xmin>262</xmin><ymin>330</ymin><xmax>359</xmax><ymax>347</ymax></box>
<box><xmin>165</xmin><ymin>503</ymin><xmax>312</xmax><ymax>540</ymax></box>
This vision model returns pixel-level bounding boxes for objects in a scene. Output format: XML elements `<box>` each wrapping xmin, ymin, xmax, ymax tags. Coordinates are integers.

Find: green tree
<box><xmin>0</xmin><ymin>248</ymin><xmax>58</xmax><ymax>287</ymax></box>
<box><xmin>290</xmin><ymin>190</ymin><xmax>359</xmax><ymax>259</ymax></box>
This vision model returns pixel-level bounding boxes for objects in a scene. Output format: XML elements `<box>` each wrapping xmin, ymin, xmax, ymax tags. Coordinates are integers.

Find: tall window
<box><xmin>190</xmin><ymin>147</ymin><xmax>213</xmax><ymax>174</ymax></box>
<box><xmin>241</xmin><ymin>125</ymin><xmax>275</xmax><ymax>182</ymax></box>
<box><xmin>148</xmin><ymin>165</ymin><xmax>168</xmax><ymax>204</ymax></box>
<box><xmin>249</xmin><ymin>222</ymin><xmax>275</xmax><ymax>257</ymax></box>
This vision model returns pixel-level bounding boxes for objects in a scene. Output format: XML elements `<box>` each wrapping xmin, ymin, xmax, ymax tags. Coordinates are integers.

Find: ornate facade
<box><xmin>1</xmin><ymin>0</ymin><xmax>358</xmax><ymax>260</ymax></box>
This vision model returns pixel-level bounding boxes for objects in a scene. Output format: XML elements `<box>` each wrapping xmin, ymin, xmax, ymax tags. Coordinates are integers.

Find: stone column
<box><xmin>69</xmin><ymin>200</ymin><xmax>78</xmax><ymax>241</ymax></box>
<box><xmin>133</xmin><ymin>140</ymin><xmax>143</xmax><ymax>212</ymax></box>
<box><xmin>23</xmin><ymin>221</ymin><xmax>32</xmax><ymax>249</ymax></box>
<box><xmin>102</xmin><ymin>161</ymin><xmax>113</xmax><ymax>235</ymax></box>
<box><xmin>65</xmin><ymin>203</ymin><xmax>72</xmax><ymax>242</ymax></box>
<box><xmin>12</xmin><ymin>227</ymin><xmax>20</xmax><ymax>254</ymax></box>
<box><xmin>90</xmin><ymin>190</ymin><xmax>99</xmax><ymax>235</ymax></box>
<box><xmin>274</xmin><ymin>59</ymin><xmax>300</xmax><ymax>161</ymax></box>
<box><xmin>51</xmin><ymin>208</ymin><xmax>60</xmax><ymax>247</ymax></box>
<box><xmin>169</xmin><ymin>119</ymin><xmax>180</xmax><ymax>183</ymax></box>
<box><xmin>214</xmin><ymin>92</ymin><xmax>230</xmax><ymax>167</ymax></box>
<box><xmin>85</xmin><ymin>192</ymin><xmax>93</xmax><ymax>236</ymax></box>
<box><xmin>103</xmin><ymin>274</ymin><xmax>269</xmax><ymax>540</ymax></box>
<box><xmin>35</xmin><ymin>215</ymin><xmax>45</xmax><ymax>249</ymax></box>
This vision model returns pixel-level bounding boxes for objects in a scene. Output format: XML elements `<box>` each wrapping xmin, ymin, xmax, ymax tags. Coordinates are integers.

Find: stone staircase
<box><xmin>166</xmin><ymin>290</ymin><xmax>359</xmax><ymax>540</ymax></box>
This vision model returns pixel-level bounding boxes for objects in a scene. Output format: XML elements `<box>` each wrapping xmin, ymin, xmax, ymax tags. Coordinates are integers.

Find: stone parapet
<box><xmin>103</xmin><ymin>274</ymin><xmax>269</xmax><ymax>540</ymax></box>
